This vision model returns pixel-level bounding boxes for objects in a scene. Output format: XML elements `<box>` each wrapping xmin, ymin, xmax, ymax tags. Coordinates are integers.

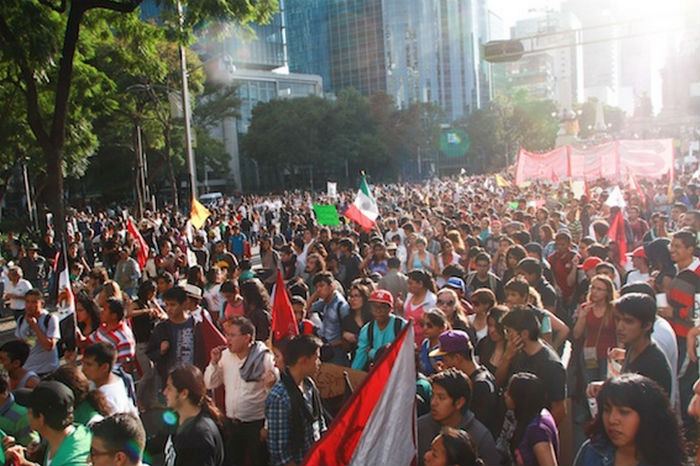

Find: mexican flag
<box><xmin>345</xmin><ymin>175</ymin><xmax>378</xmax><ymax>231</ymax></box>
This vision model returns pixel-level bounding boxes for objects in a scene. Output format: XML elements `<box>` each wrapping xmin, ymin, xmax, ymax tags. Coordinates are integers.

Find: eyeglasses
<box><xmin>89</xmin><ymin>448</ymin><xmax>117</xmax><ymax>460</ymax></box>
<box><xmin>437</xmin><ymin>299</ymin><xmax>455</xmax><ymax>306</ymax></box>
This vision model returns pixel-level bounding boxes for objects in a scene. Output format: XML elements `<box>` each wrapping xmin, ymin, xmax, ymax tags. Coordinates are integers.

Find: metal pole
<box><xmin>177</xmin><ymin>0</ymin><xmax>198</xmax><ymax>202</ymax></box>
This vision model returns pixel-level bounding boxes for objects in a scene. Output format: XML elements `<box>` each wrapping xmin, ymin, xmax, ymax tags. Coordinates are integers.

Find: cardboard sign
<box><xmin>313</xmin><ymin>363</ymin><xmax>367</xmax><ymax>399</ymax></box>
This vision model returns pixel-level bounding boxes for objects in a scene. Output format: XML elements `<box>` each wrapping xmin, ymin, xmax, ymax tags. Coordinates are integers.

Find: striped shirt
<box><xmin>0</xmin><ymin>393</ymin><xmax>39</xmax><ymax>447</ymax></box>
<box><xmin>87</xmin><ymin>321</ymin><xmax>136</xmax><ymax>366</ymax></box>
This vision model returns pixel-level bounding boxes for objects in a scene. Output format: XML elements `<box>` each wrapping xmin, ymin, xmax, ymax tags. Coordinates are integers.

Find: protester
<box><xmin>496</xmin><ymin>306</ymin><xmax>567</xmax><ymax>425</ymax></box>
<box><xmin>433</xmin><ymin>330</ymin><xmax>503</xmax><ymax>438</ymax></box>
<box><xmin>266</xmin><ymin>335</ymin><xmax>326</xmax><ymax>466</ymax></box>
<box><xmin>417</xmin><ymin>368</ymin><xmax>500</xmax><ymax>466</ymax></box>
<box><xmin>147</xmin><ymin>286</ymin><xmax>207</xmax><ymax>384</ymax></box>
<box><xmin>0</xmin><ymin>340</ymin><xmax>39</xmax><ymax>390</ymax></box>
<box><xmin>204</xmin><ymin>316</ymin><xmax>278</xmax><ymax>466</ymax></box>
<box><xmin>403</xmin><ymin>269</ymin><xmax>438</xmax><ymax>344</ymax></box>
<box><xmin>574</xmin><ymin>374</ymin><xmax>685</xmax><ymax>466</ymax></box>
<box><xmin>351</xmin><ymin>289</ymin><xmax>407</xmax><ymax>370</ymax></box>
<box><xmin>8</xmin><ymin>381</ymin><xmax>92</xmax><ymax>466</ymax></box>
<box><xmin>15</xmin><ymin>289</ymin><xmax>60</xmax><ymax>376</ymax></box>
<box><xmin>82</xmin><ymin>342</ymin><xmax>138</xmax><ymax>416</ymax></box>
<box><xmin>3</xmin><ymin>266</ymin><xmax>32</xmax><ymax>321</ymax></box>
<box><xmin>163</xmin><ymin>365</ymin><xmax>225</xmax><ymax>466</ymax></box>
<box><xmin>310</xmin><ymin>272</ymin><xmax>350</xmax><ymax>366</ymax></box>
<box><xmin>419</xmin><ymin>309</ymin><xmax>450</xmax><ymax>375</ymax></box>
<box><xmin>89</xmin><ymin>413</ymin><xmax>147</xmax><ymax>466</ymax></box>
<box><xmin>505</xmin><ymin>372</ymin><xmax>559</xmax><ymax>466</ymax></box>
<box><xmin>46</xmin><ymin>364</ymin><xmax>111</xmax><ymax>426</ymax></box>
<box><xmin>0</xmin><ymin>372</ymin><xmax>39</xmax><ymax>447</ymax></box>
<box><xmin>239</xmin><ymin>278</ymin><xmax>273</xmax><ymax>342</ymax></box>
<box><xmin>423</xmin><ymin>427</ymin><xmax>484</xmax><ymax>466</ymax></box>
<box><xmin>475</xmin><ymin>305</ymin><xmax>508</xmax><ymax>376</ymax></box>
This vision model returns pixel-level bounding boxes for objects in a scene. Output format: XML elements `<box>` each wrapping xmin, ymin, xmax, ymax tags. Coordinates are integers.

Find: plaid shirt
<box><xmin>265</xmin><ymin>378</ymin><xmax>326</xmax><ymax>466</ymax></box>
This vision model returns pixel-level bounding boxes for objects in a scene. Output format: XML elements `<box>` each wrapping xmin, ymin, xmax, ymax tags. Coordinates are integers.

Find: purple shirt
<box><xmin>515</xmin><ymin>409</ymin><xmax>559</xmax><ymax>466</ymax></box>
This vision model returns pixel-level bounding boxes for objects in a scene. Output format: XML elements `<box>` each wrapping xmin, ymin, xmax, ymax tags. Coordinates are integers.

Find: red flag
<box><xmin>303</xmin><ymin>324</ymin><xmax>416</xmax><ymax>466</ymax></box>
<box><xmin>199</xmin><ymin>314</ymin><xmax>227</xmax><ymax>411</ymax></box>
<box><xmin>127</xmin><ymin>217</ymin><xmax>149</xmax><ymax>269</ymax></box>
<box><xmin>584</xmin><ymin>179</ymin><xmax>591</xmax><ymax>201</ymax></box>
<box><xmin>271</xmin><ymin>270</ymin><xmax>298</xmax><ymax>341</ymax></box>
<box><xmin>607</xmin><ymin>210</ymin><xmax>628</xmax><ymax>266</ymax></box>
<box><xmin>628</xmin><ymin>173</ymin><xmax>645</xmax><ymax>201</ymax></box>
<box><xmin>550</xmin><ymin>168</ymin><xmax>560</xmax><ymax>184</ymax></box>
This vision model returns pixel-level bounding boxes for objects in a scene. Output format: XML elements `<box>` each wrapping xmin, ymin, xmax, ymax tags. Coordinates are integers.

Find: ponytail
<box><xmin>169</xmin><ymin>365</ymin><xmax>225</xmax><ymax>428</ymax></box>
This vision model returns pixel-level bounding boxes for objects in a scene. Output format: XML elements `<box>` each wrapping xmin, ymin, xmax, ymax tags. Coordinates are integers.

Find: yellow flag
<box><xmin>190</xmin><ymin>197</ymin><xmax>211</xmax><ymax>229</ymax></box>
<box><xmin>495</xmin><ymin>174</ymin><xmax>510</xmax><ymax>187</ymax></box>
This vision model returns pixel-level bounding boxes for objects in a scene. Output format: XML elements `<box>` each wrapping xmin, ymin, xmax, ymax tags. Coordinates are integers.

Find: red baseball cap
<box><xmin>580</xmin><ymin>256</ymin><xmax>603</xmax><ymax>271</ymax></box>
<box><xmin>630</xmin><ymin>246</ymin><xmax>647</xmax><ymax>259</ymax></box>
<box><xmin>368</xmin><ymin>289</ymin><xmax>394</xmax><ymax>307</ymax></box>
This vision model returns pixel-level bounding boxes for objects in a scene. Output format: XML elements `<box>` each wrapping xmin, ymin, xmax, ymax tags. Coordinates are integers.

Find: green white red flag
<box><xmin>345</xmin><ymin>175</ymin><xmax>378</xmax><ymax>231</ymax></box>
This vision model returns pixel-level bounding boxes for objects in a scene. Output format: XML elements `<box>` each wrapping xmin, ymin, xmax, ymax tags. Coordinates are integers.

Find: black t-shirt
<box><xmin>165</xmin><ymin>412</ymin><xmax>224</xmax><ymax>466</ymax></box>
<box><xmin>535</xmin><ymin>278</ymin><xmax>558</xmax><ymax>310</ymax></box>
<box><xmin>510</xmin><ymin>344</ymin><xmax>567</xmax><ymax>403</ymax></box>
<box><xmin>131</xmin><ymin>299</ymin><xmax>158</xmax><ymax>343</ymax></box>
<box><xmin>470</xmin><ymin>365</ymin><xmax>504</xmax><ymax>439</ymax></box>
<box><xmin>468</xmin><ymin>274</ymin><xmax>505</xmax><ymax>303</ymax></box>
<box><xmin>622</xmin><ymin>341</ymin><xmax>672</xmax><ymax>397</ymax></box>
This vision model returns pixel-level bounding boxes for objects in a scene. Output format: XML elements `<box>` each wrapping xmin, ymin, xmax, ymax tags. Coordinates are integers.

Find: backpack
<box><xmin>465</xmin><ymin>272</ymin><xmax>497</xmax><ymax>294</ymax></box>
<box><xmin>365</xmin><ymin>317</ymin><xmax>404</xmax><ymax>369</ymax></box>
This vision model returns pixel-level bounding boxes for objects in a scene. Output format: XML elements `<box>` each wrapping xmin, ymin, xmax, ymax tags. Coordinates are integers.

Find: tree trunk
<box><xmin>45</xmin><ymin>147</ymin><xmax>67</xmax><ymax>243</ymax></box>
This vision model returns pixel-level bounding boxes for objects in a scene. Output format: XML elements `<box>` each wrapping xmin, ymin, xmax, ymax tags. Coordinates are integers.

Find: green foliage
<box><xmin>574</xmin><ymin>98</ymin><xmax>626</xmax><ymax>139</ymax></box>
<box><xmin>242</xmin><ymin>89</ymin><xmax>444</xmax><ymax>186</ymax></box>
<box><xmin>459</xmin><ymin>89</ymin><xmax>559</xmax><ymax>172</ymax></box>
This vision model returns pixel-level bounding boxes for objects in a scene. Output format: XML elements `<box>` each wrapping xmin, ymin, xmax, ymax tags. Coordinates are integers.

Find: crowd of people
<box><xmin>0</xmin><ymin>170</ymin><xmax>699</xmax><ymax>466</ymax></box>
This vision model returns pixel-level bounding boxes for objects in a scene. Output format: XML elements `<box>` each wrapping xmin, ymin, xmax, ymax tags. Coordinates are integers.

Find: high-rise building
<box><xmin>194</xmin><ymin>6</ymin><xmax>323</xmax><ymax>191</ymax></box>
<box><xmin>505</xmin><ymin>11</ymin><xmax>583</xmax><ymax>112</ymax></box>
<box><xmin>285</xmin><ymin>0</ymin><xmax>492</xmax><ymax>121</ymax></box>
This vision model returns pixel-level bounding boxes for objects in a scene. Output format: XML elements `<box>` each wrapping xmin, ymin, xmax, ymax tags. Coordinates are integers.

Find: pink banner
<box><xmin>514</xmin><ymin>146</ymin><xmax>570</xmax><ymax>185</ymax></box>
<box><xmin>515</xmin><ymin>139</ymin><xmax>673</xmax><ymax>185</ymax></box>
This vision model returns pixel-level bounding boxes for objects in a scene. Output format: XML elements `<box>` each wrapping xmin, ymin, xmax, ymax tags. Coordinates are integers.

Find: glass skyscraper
<box><xmin>285</xmin><ymin>0</ymin><xmax>492</xmax><ymax>120</ymax></box>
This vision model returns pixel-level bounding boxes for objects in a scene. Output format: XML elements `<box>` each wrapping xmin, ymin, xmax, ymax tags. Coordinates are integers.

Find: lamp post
<box><xmin>177</xmin><ymin>0</ymin><xmax>197</xmax><ymax>202</ymax></box>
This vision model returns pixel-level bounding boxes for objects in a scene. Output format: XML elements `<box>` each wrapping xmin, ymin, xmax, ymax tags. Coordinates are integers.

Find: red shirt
<box><xmin>548</xmin><ymin>250</ymin><xmax>578</xmax><ymax>299</ymax></box>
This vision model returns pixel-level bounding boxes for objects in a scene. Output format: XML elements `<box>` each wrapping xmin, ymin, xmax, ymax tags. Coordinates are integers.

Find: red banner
<box><xmin>514</xmin><ymin>146</ymin><xmax>569</xmax><ymax>185</ymax></box>
<box><xmin>514</xmin><ymin>139</ymin><xmax>673</xmax><ymax>185</ymax></box>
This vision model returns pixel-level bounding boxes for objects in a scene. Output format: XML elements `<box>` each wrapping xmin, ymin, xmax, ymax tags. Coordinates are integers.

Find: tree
<box><xmin>0</xmin><ymin>0</ymin><xmax>277</xmax><ymax>240</ymax></box>
<box><xmin>460</xmin><ymin>90</ymin><xmax>559</xmax><ymax>173</ymax></box>
<box><xmin>574</xmin><ymin>98</ymin><xmax>626</xmax><ymax>139</ymax></box>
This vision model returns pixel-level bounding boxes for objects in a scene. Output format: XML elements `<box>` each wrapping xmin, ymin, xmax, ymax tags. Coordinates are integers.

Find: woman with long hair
<box><xmin>163</xmin><ymin>365</ymin><xmax>225</xmax><ymax>466</ymax></box>
<box><xmin>502</xmin><ymin>244</ymin><xmax>527</xmax><ymax>285</ymax></box>
<box><xmin>424</xmin><ymin>427</ymin><xmax>484</xmax><ymax>466</ymax></box>
<box><xmin>239</xmin><ymin>278</ymin><xmax>272</xmax><ymax>341</ymax></box>
<box><xmin>573</xmin><ymin>274</ymin><xmax>618</xmax><ymax>383</ymax></box>
<box><xmin>407</xmin><ymin>236</ymin><xmax>439</xmax><ymax>276</ymax></box>
<box><xmin>45</xmin><ymin>364</ymin><xmax>112</xmax><ymax>426</ymax></box>
<box><xmin>475</xmin><ymin>305</ymin><xmax>508</xmax><ymax>375</ymax></box>
<box><xmin>303</xmin><ymin>252</ymin><xmax>326</xmax><ymax>294</ymax></box>
<box><xmin>341</xmin><ymin>283</ymin><xmax>373</xmax><ymax>357</ymax></box>
<box><xmin>403</xmin><ymin>269</ymin><xmax>437</xmax><ymax>344</ymax></box>
<box><xmin>435</xmin><ymin>288</ymin><xmax>471</xmax><ymax>334</ymax></box>
<box><xmin>75</xmin><ymin>293</ymin><xmax>100</xmax><ymax>338</ymax></box>
<box><xmin>438</xmin><ymin>239</ymin><xmax>461</xmax><ymax>275</ymax></box>
<box><xmin>506</xmin><ymin>372</ymin><xmax>559</xmax><ymax>466</ymax></box>
<box><xmin>419</xmin><ymin>308</ymin><xmax>450</xmax><ymax>375</ymax></box>
<box><xmin>575</xmin><ymin>373</ymin><xmax>685</xmax><ymax>466</ymax></box>
<box><xmin>469</xmin><ymin>288</ymin><xmax>495</xmax><ymax>344</ymax></box>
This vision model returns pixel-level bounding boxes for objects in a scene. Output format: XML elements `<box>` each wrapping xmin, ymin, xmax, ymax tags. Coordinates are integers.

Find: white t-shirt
<box><xmin>625</xmin><ymin>270</ymin><xmax>650</xmax><ymax>286</ymax></box>
<box><xmin>99</xmin><ymin>378</ymin><xmax>138</xmax><ymax>416</ymax></box>
<box><xmin>652</xmin><ymin>316</ymin><xmax>679</xmax><ymax>408</ymax></box>
<box><xmin>5</xmin><ymin>279</ymin><xmax>32</xmax><ymax>310</ymax></box>
<box><xmin>15</xmin><ymin>311</ymin><xmax>59</xmax><ymax>374</ymax></box>
<box><xmin>204</xmin><ymin>284</ymin><xmax>224</xmax><ymax>317</ymax></box>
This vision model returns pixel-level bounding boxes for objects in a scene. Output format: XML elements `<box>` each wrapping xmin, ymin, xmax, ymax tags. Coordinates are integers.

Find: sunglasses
<box><xmin>437</xmin><ymin>299</ymin><xmax>455</xmax><ymax>306</ymax></box>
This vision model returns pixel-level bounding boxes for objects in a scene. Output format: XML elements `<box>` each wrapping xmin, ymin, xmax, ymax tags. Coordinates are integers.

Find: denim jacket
<box><xmin>574</xmin><ymin>436</ymin><xmax>652</xmax><ymax>466</ymax></box>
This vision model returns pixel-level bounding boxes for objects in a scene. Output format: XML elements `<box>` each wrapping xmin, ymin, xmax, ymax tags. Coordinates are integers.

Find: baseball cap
<box><xmin>183</xmin><ymin>283</ymin><xmax>202</xmax><ymax>300</ymax></box>
<box><xmin>630</xmin><ymin>246</ymin><xmax>647</xmax><ymax>259</ymax></box>
<box><xmin>580</xmin><ymin>256</ymin><xmax>603</xmax><ymax>271</ymax></box>
<box><xmin>429</xmin><ymin>330</ymin><xmax>473</xmax><ymax>357</ymax></box>
<box><xmin>368</xmin><ymin>289</ymin><xmax>394</xmax><ymax>307</ymax></box>
<box><xmin>15</xmin><ymin>381</ymin><xmax>74</xmax><ymax>419</ymax></box>
<box><xmin>445</xmin><ymin>277</ymin><xmax>466</xmax><ymax>294</ymax></box>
